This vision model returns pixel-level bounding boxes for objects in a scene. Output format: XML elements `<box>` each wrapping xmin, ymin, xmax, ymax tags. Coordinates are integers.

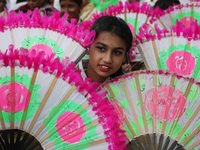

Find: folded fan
<box><xmin>0</xmin><ymin>46</ymin><xmax>125</xmax><ymax>150</ymax></box>
<box><xmin>0</xmin><ymin>9</ymin><xmax>95</xmax><ymax>63</ymax></box>
<box><xmin>100</xmin><ymin>70</ymin><xmax>200</xmax><ymax>150</ymax></box>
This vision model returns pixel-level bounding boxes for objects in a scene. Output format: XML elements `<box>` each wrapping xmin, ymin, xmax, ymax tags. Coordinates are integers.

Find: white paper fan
<box><xmin>100</xmin><ymin>70</ymin><xmax>200</xmax><ymax>150</ymax></box>
<box><xmin>149</xmin><ymin>3</ymin><xmax>200</xmax><ymax>32</ymax></box>
<box><xmin>0</xmin><ymin>46</ymin><xmax>126</xmax><ymax>150</ymax></box>
<box><xmin>136</xmin><ymin>24</ymin><xmax>200</xmax><ymax>80</ymax></box>
<box><xmin>0</xmin><ymin>9</ymin><xmax>95</xmax><ymax>64</ymax></box>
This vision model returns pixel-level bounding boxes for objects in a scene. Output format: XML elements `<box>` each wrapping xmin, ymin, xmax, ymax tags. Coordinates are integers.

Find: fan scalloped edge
<box><xmin>135</xmin><ymin>20</ymin><xmax>200</xmax><ymax>44</ymax></box>
<box><xmin>0</xmin><ymin>8</ymin><xmax>95</xmax><ymax>48</ymax></box>
<box><xmin>150</xmin><ymin>2</ymin><xmax>200</xmax><ymax>23</ymax></box>
<box><xmin>0</xmin><ymin>44</ymin><xmax>128</xmax><ymax>150</ymax></box>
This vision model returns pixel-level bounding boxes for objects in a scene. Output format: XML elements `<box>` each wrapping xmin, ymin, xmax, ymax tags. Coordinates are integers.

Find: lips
<box><xmin>99</xmin><ymin>64</ymin><xmax>111</xmax><ymax>72</ymax></box>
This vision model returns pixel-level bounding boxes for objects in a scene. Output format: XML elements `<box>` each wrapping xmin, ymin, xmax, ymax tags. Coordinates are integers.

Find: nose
<box><xmin>103</xmin><ymin>51</ymin><xmax>112</xmax><ymax>64</ymax></box>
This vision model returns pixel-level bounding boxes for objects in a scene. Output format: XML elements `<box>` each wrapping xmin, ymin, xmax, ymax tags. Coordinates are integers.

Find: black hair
<box><xmin>153</xmin><ymin>0</ymin><xmax>180</xmax><ymax>10</ymax></box>
<box><xmin>90</xmin><ymin>16</ymin><xmax>133</xmax><ymax>78</ymax></box>
<box><xmin>60</xmin><ymin>0</ymin><xmax>82</xmax><ymax>7</ymax></box>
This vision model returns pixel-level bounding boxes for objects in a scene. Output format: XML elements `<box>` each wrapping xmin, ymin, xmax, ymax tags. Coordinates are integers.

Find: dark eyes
<box><xmin>97</xmin><ymin>46</ymin><xmax>105</xmax><ymax>51</ymax></box>
<box><xmin>97</xmin><ymin>46</ymin><xmax>123</xmax><ymax>55</ymax></box>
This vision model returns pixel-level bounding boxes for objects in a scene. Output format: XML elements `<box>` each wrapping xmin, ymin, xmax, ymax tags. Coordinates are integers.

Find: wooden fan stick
<box><xmin>187</xmin><ymin>139</ymin><xmax>200</xmax><ymax>150</ymax></box>
<box><xmin>43</xmin><ymin>120</ymin><xmax>102</xmax><ymax>149</ymax></box>
<box><xmin>106</xmin><ymin>83</ymin><xmax>138</xmax><ymax>137</ymax></box>
<box><xmin>161</xmin><ymin>74</ymin><xmax>176</xmax><ymax>134</ymax></box>
<box><xmin>27</xmin><ymin>76</ymin><xmax>58</xmax><ymax>133</ymax></box>
<box><xmin>20</xmin><ymin>71</ymin><xmax>38</xmax><ymax>129</ymax></box>
<box><xmin>182</xmin><ymin>125</ymin><xmax>200</xmax><ymax>146</ymax></box>
<box><xmin>158</xmin><ymin>19</ymin><xmax>168</xmax><ymax>30</ymax></box>
<box><xmin>135</xmin><ymin>74</ymin><xmax>149</xmax><ymax>133</ymax></box>
<box><xmin>38</xmin><ymin>103</ymin><xmax>89</xmax><ymax>142</ymax></box>
<box><xmin>176</xmin><ymin>103</ymin><xmax>200</xmax><ymax>141</ymax></box>
<box><xmin>168</xmin><ymin>12</ymin><xmax>173</xmax><ymax>24</ymax></box>
<box><xmin>134</xmin><ymin>12</ymin><xmax>139</xmax><ymax>36</ymax></box>
<box><xmin>179</xmin><ymin>7</ymin><xmax>183</xmax><ymax>19</ymax></box>
<box><xmin>152</xmin><ymin>40</ymin><xmax>159</xmax><ymax>67</ymax></box>
<box><xmin>148</xmin><ymin>24</ymin><xmax>156</xmax><ymax>33</ymax></box>
<box><xmin>135</xmin><ymin>74</ymin><xmax>153</xmax><ymax>150</ymax></box>
<box><xmin>168</xmin><ymin>81</ymin><xmax>193</xmax><ymax>137</ymax></box>
<box><xmin>120</xmin><ymin>78</ymin><xmax>143</xmax><ymax>135</ymax></box>
<box><xmin>152</xmin><ymin>74</ymin><xmax>157</xmax><ymax>133</ymax></box>
<box><xmin>33</xmin><ymin>84</ymin><xmax>77</xmax><ymax>137</ymax></box>
<box><xmin>11</xmin><ymin>67</ymin><xmax>15</xmax><ymax>129</ymax></box>
<box><xmin>124</xmin><ymin>9</ymin><xmax>127</xmax><ymax>22</ymax></box>
<box><xmin>145</xmin><ymin>16</ymin><xmax>149</xmax><ymax>24</ymax></box>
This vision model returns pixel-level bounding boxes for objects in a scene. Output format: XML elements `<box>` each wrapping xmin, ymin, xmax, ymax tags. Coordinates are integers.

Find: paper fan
<box><xmin>90</xmin><ymin>0</ymin><xmax>119</xmax><ymax>12</ymax></box>
<box><xmin>136</xmin><ymin>23</ymin><xmax>200</xmax><ymax>80</ymax></box>
<box><xmin>0</xmin><ymin>45</ymin><xmax>126</xmax><ymax>150</ymax></box>
<box><xmin>149</xmin><ymin>3</ymin><xmax>200</xmax><ymax>32</ymax></box>
<box><xmin>0</xmin><ymin>9</ymin><xmax>95</xmax><ymax>64</ymax></box>
<box><xmin>100</xmin><ymin>70</ymin><xmax>200</xmax><ymax>150</ymax></box>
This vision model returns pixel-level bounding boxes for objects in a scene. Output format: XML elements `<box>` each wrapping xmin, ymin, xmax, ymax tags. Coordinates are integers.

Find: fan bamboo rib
<box><xmin>20</xmin><ymin>71</ymin><xmax>38</xmax><ymax>130</ymax></box>
<box><xmin>27</xmin><ymin>76</ymin><xmax>58</xmax><ymax>133</ymax></box>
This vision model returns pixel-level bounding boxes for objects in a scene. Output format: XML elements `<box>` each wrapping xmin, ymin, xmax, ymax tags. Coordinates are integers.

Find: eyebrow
<box><xmin>96</xmin><ymin>42</ymin><xmax>125</xmax><ymax>51</ymax></box>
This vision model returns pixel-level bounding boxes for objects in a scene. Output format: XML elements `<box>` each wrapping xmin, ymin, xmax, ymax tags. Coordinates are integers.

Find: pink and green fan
<box><xmin>100</xmin><ymin>70</ymin><xmax>200</xmax><ymax>150</ymax></box>
<box><xmin>83</xmin><ymin>1</ymin><xmax>153</xmax><ymax>62</ymax></box>
<box><xmin>0</xmin><ymin>9</ymin><xmax>95</xmax><ymax>64</ymax></box>
<box><xmin>136</xmin><ymin>23</ymin><xmax>200</xmax><ymax>80</ymax></box>
<box><xmin>90</xmin><ymin>0</ymin><xmax>119</xmax><ymax>12</ymax></box>
<box><xmin>0</xmin><ymin>46</ymin><xmax>126</xmax><ymax>150</ymax></box>
<box><xmin>149</xmin><ymin>3</ymin><xmax>200</xmax><ymax>32</ymax></box>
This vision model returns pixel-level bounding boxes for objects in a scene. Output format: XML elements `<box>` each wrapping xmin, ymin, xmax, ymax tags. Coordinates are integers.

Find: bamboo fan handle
<box><xmin>39</xmin><ymin>103</ymin><xmax>89</xmax><ymax>142</ymax></box>
<box><xmin>74</xmin><ymin>49</ymin><xmax>88</xmax><ymax>64</ymax></box>
<box><xmin>11</xmin><ymin>68</ymin><xmax>15</xmax><ymax>129</ymax></box>
<box><xmin>187</xmin><ymin>139</ymin><xmax>200</xmax><ymax>150</ymax></box>
<box><xmin>106</xmin><ymin>83</ymin><xmax>138</xmax><ymax>137</ymax></box>
<box><xmin>152</xmin><ymin>74</ymin><xmax>157</xmax><ymax>133</ymax></box>
<box><xmin>152</xmin><ymin>40</ymin><xmax>159</xmax><ymax>67</ymax></box>
<box><xmin>135</xmin><ymin>73</ymin><xmax>149</xmax><ymax>133</ymax></box>
<box><xmin>168</xmin><ymin>81</ymin><xmax>193</xmax><ymax>136</ymax></box>
<box><xmin>34</xmin><ymin>85</ymin><xmax>77</xmax><ymax>137</ymax></box>
<box><xmin>43</xmin><ymin>122</ymin><xmax>105</xmax><ymax>149</ymax></box>
<box><xmin>20</xmin><ymin>71</ymin><xmax>38</xmax><ymax>130</ymax></box>
<box><xmin>27</xmin><ymin>76</ymin><xmax>58</xmax><ymax>133</ymax></box>
<box><xmin>182</xmin><ymin>125</ymin><xmax>200</xmax><ymax>146</ymax></box>
<box><xmin>134</xmin><ymin>12</ymin><xmax>139</xmax><ymax>36</ymax></box>
<box><xmin>120</xmin><ymin>78</ymin><xmax>143</xmax><ymax>135</ymax></box>
<box><xmin>176</xmin><ymin>104</ymin><xmax>200</xmax><ymax>141</ymax></box>
<box><xmin>168</xmin><ymin>12</ymin><xmax>173</xmax><ymax>24</ymax></box>
<box><xmin>158</xmin><ymin>18</ymin><xmax>168</xmax><ymax>30</ymax></box>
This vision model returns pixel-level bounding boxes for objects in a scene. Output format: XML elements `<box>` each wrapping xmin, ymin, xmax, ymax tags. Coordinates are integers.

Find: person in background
<box><xmin>80</xmin><ymin>0</ymin><xmax>100</xmax><ymax>21</ymax></box>
<box><xmin>16</xmin><ymin>0</ymin><xmax>57</xmax><ymax>16</ymax></box>
<box><xmin>60</xmin><ymin>0</ymin><xmax>82</xmax><ymax>23</ymax></box>
<box><xmin>153</xmin><ymin>0</ymin><xmax>180</xmax><ymax>10</ymax></box>
<box><xmin>0</xmin><ymin>0</ymin><xmax>7</xmax><ymax>17</ymax></box>
<box><xmin>79</xmin><ymin>16</ymin><xmax>133</xmax><ymax>83</ymax></box>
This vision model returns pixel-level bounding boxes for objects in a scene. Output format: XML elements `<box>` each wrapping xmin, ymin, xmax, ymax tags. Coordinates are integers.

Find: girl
<box><xmin>80</xmin><ymin>16</ymin><xmax>133</xmax><ymax>83</ymax></box>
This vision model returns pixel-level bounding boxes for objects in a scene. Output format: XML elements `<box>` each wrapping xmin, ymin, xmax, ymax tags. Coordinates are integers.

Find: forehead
<box><xmin>60</xmin><ymin>0</ymin><xmax>79</xmax><ymax>5</ymax></box>
<box><xmin>94</xmin><ymin>32</ymin><xmax>126</xmax><ymax>49</ymax></box>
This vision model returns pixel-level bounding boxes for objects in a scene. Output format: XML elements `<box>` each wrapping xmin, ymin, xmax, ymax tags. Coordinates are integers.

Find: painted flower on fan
<box><xmin>0</xmin><ymin>83</ymin><xmax>30</xmax><ymax>112</ymax></box>
<box><xmin>21</xmin><ymin>35</ymin><xmax>64</xmax><ymax>60</ymax></box>
<box><xmin>172</xmin><ymin>11</ymin><xmax>200</xmax><ymax>27</ymax></box>
<box><xmin>144</xmin><ymin>85</ymin><xmax>186</xmax><ymax>120</ymax></box>
<box><xmin>45</xmin><ymin>100</ymin><xmax>98</xmax><ymax>149</ymax></box>
<box><xmin>167</xmin><ymin>51</ymin><xmax>195</xmax><ymax>75</ymax></box>
<box><xmin>0</xmin><ymin>73</ymin><xmax>41</xmax><ymax>123</ymax></box>
<box><xmin>56</xmin><ymin>111</ymin><xmax>86</xmax><ymax>143</ymax></box>
<box><xmin>126</xmin><ymin>18</ymin><xmax>140</xmax><ymax>37</ymax></box>
<box><xmin>158</xmin><ymin>44</ymin><xmax>200</xmax><ymax>78</ymax></box>
<box><xmin>90</xmin><ymin>0</ymin><xmax>119</xmax><ymax>12</ymax></box>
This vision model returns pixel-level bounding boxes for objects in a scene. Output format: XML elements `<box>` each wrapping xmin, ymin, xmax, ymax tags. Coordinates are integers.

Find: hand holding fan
<box><xmin>0</xmin><ymin>45</ymin><xmax>126</xmax><ymax>150</ymax></box>
<box><xmin>0</xmin><ymin>9</ymin><xmax>95</xmax><ymax>64</ymax></box>
<box><xmin>100</xmin><ymin>70</ymin><xmax>200</xmax><ymax>150</ymax></box>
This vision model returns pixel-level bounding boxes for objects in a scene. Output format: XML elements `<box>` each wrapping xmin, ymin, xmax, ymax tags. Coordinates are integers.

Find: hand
<box><xmin>122</xmin><ymin>64</ymin><xmax>132</xmax><ymax>73</ymax></box>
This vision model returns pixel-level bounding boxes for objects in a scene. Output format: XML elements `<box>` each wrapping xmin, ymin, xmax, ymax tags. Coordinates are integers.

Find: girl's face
<box><xmin>87</xmin><ymin>31</ymin><xmax>126</xmax><ymax>83</ymax></box>
<box><xmin>27</xmin><ymin>0</ymin><xmax>44</xmax><ymax>10</ymax></box>
<box><xmin>60</xmin><ymin>0</ymin><xmax>81</xmax><ymax>22</ymax></box>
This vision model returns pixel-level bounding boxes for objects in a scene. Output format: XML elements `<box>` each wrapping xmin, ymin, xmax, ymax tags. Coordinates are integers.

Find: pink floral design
<box><xmin>144</xmin><ymin>85</ymin><xmax>186</xmax><ymax>120</ymax></box>
<box><xmin>167</xmin><ymin>51</ymin><xmax>195</xmax><ymax>75</ymax></box>
<box><xmin>111</xmin><ymin>101</ymin><xmax>125</xmax><ymax>126</ymax></box>
<box><xmin>56</xmin><ymin>111</ymin><xmax>86</xmax><ymax>143</ymax></box>
<box><xmin>127</xmin><ymin>23</ymin><xmax>134</xmax><ymax>35</ymax></box>
<box><xmin>30</xmin><ymin>44</ymin><xmax>54</xmax><ymax>57</ymax></box>
<box><xmin>180</xmin><ymin>17</ymin><xmax>197</xmax><ymax>28</ymax></box>
<box><xmin>0</xmin><ymin>83</ymin><xmax>30</xmax><ymax>112</ymax></box>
